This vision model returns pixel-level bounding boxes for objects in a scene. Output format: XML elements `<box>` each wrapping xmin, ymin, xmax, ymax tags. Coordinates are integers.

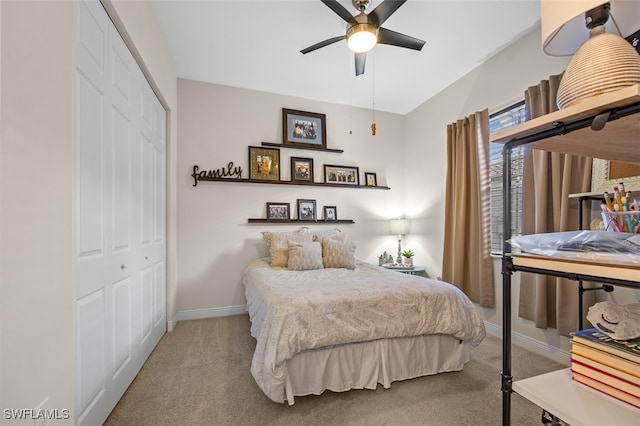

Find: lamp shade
<box><xmin>347</xmin><ymin>23</ymin><xmax>377</xmax><ymax>53</ymax></box>
<box><xmin>540</xmin><ymin>0</ymin><xmax>640</xmax><ymax>109</ymax></box>
<box><xmin>542</xmin><ymin>0</ymin><xmax>640</xmax><ymax>56</ymax></box>
<box><xmin>389</xmin><ymin>219</ymin><xmax>410</xmax><ymax>236</ymax></box>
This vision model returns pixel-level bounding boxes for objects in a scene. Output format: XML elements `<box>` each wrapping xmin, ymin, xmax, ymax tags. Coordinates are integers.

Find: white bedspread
<box><xmin>242</xmin><ymin>258</ymin><xmax>486</xmax><ymax>403</ymax></box>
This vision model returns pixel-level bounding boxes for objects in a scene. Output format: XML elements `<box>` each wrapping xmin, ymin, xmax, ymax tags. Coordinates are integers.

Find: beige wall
<box><xmin>404</xmin><ymin>26</ymin><xmax>574</xmax><ymax>356</ymax></box>
<box><xmin>0</xmin><ymin>0</ymin><xmax>3</xmax><ymax>412</ymax></box>
<box><xmin>176</xmin><ymin>79</ymin><xmax>407</xmax><ymax>312</ymax></box>
<box><xmin>0</xmin><ymin>0</ymin><xmax>176</xmax><ymax>421</ymax></box>
<box><xmin>404</xmin><ymin>25</ymin><xmax>571</xmax><ymax>278</ymax></box>
<box><xmin>1</xmin><ymin>0</ymin><xmax>74</xmax><ymax>417</ymax></box>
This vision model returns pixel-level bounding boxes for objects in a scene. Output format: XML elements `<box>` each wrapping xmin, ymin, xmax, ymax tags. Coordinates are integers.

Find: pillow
<box><xmin>267</xmin><ymin>231</ymin><xmax>313</xmax><ymax>267</ymax></box>
<box><xmin>312</xmin><ymin>232</ymin><xmax>346</xmax><ymax>242</ymax></box>
<box><xmin>312</xmin><ymin>228</ymin><xmax>344</xmax><ymax>240</ymax></box>
<box><xmin>317</xmin><ymin>236</ymin><xmax>357</xmax><ymax>269</ymax></box>
<box><xmin>287</xmin><ymin>241</ymin><xmax>324</xmax><ymax>271</ymax></box>
<box><xmin>262</xmin><ymin>228</ymin><xmax>310</xmax><ymax>247</ymax></box>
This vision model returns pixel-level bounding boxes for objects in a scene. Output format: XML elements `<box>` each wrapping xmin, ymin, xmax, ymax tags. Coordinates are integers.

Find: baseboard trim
<box><xmin>176</xmin><ymin>305</ymin><xmax>248</xmax><ymax>323</ymax></box>
<box><xmin>167</xmin><ymin>313</ymin><xmax>178</xmax><ymax>332</ymax></box>
<box><xmin>484</xmin><ymin>321</ymin><xmax>571</xmax><ymax>366</ymax></box>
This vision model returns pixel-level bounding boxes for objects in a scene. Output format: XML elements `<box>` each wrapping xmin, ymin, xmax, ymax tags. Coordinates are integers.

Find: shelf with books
<box><xmin>570</xmin><ymin>351</ymin><xmax>640</xmax><ymax>386</ymax></box>
<box><xmin>571</xmin><ymin>328</ymin><xmax>640</xmax><ymax>364</ymax></box>
<box><xmin>572</xmin><ymin>372</ymin><xmax>640</xmax><ymax>410</ymax></box>
<box><xmin>571</xmin><ymin>364</ymin><xmax>640</xmax><ymax>408</ymax></box>
<box><xmin>568</xmin><ymin>328</ymin><xmax>640</xmax><ymax>409</ymax></box>
<box><xmin>513</xmin><ymin>369</ymin><xmax>640</xmax><ymax>426</ymax></box>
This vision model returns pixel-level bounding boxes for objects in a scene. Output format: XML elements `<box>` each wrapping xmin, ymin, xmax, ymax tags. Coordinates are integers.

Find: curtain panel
<box><xmin>518</xmin><ymin>74</ymin><xmax>595</xmax><ymax>336</ymax></box>
<box><xmin>442</xmin><ymin>110</ymin><xmax>494</xmax><ymax>308</ymax></box>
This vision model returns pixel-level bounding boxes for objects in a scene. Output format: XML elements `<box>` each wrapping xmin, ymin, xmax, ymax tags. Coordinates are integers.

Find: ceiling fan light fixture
<box><xmin>347</xmin><ymin>23</ymin><xmax>377</xmax><ymax>53</ymax></box>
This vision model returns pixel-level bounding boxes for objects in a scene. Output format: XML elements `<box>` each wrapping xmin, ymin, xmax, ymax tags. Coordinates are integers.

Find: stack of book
<box><xmin>570</xmin><ymin>328</ymin><xmax>640</xmax><ymax>408</ymax></box>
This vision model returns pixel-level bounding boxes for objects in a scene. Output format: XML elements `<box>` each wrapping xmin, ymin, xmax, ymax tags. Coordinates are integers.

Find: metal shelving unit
<box><xmin>489</xmin><ymin>84</ymin><xmax>640</xmax><ymax>425</ymax></box>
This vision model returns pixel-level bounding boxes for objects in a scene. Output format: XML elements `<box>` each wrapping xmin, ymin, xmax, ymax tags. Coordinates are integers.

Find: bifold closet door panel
<box><xmin>73</xmin><ymin>0</ymin><xmax>166</xmax><ymax>424</ymax></box>
<box><xmin>136</xmin><ymin>76</ymin><xmax>166</xmax><ymax>361</ymax></box>
<box><xmin>74</xmin><ymin>1</ymin><xmax>112</xmax><ymax>423</ymax></box>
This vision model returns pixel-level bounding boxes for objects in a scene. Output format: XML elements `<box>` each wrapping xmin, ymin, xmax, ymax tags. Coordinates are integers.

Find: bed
<box><xmin>242</xmin><ymin>229</ymin><xmax>486</xmax><ymax>404</ymax></box>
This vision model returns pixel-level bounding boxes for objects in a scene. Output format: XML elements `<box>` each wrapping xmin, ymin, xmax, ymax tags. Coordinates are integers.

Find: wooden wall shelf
<box><xmin>490</xmin><ymin>84</ymin><xmax>640</xmax><ymax>164</ymax></box>
<box><xmin>193</xmin><ymin>176</ymin><xmax>390</xmax><ymax>190</ymax></box>
<box><xmin>248</xmin><ymin>219</ymin><xmax>354</xmax><ymax>224</ymax></box>
<box><xmin>261</xmin><ymin>141</ymin><xmax>344</xmax><ymax>153</ymax></box>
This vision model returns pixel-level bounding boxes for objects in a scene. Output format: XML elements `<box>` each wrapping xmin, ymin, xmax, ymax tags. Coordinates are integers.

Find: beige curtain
<box><xmin>442</xmin><ymin>110</ymin><xmax>494</xmax><ymax>308</ymax></box>
<box><xmin>518</xmin><ymin>74</ymin><xmax>595</xmax><ymax>336</ymax></box>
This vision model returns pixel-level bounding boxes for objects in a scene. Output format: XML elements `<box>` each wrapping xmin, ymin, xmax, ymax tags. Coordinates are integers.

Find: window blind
<box><xmin>489</xmin><ymin>101</ymin><xmax>526</xmax><ymax>253</ymax></box>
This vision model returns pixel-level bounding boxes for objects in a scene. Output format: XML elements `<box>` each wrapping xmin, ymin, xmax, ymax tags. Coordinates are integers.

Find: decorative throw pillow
<box><xmin>263</xmin><ymin>228</ymin><xmax>311</xmax><ymax>247</ymax></box>
<box><xmin>317</xmin><ymin>236</ymin><xmax>357</xmax><ymax>269</ymax></box>
<box><xmin>262</xmin><ymin>231</ymin><xmax>280</xmax><ymax>247</ymax></box>
<box><xmin>287</xmin><ymin>241</ymin><xmax>324</xmax><ymax>271</ymax></box>
<box><xmin>312</xmin><ymin>232</ymin><xmax>347</xmax><ymax>243</ymax></box>
<box><xmin>312</xmin><ymin>228</ymin><xmax>344</xmax><ymax>240</ymax></box>
<box><xmin>268</xmin><ymin>231</ymin><xmax>313</xmax><ymax>267</ymax></box>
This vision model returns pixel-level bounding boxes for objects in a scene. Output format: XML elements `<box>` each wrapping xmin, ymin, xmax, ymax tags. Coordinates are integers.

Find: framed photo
<box><xmin>282</xmin><ymin>108</ymin><xmax>327</xmax><ymax>149</ymax></box>
<box><xmin>249</xmin><ymin>146</ymin><xmax>280</xmax><ymax>181</ymax></box>
<box><xmin>324</xmin><ymin>164</ymin><xmax>359</xmax><ymax>186</ymax></box>
<box><xmin>266</xmin><ymin>202</ymin><xmax>290</xmax><ymax>221</ymax></box>
<box><xmin>364</xmin><ymin>172</ymin><xmax>377</xmax><ymax>187</ymax></box>
<box><xmin>297</xmin><ymin>199</ymin><xmax>317</xmax><ymax>221</ymax></box>
<box><xmin>323</xmin><ymin>206</ymin><xmax>337</xmax><ymax>221</ymax></box>
<box><xmin>291</xmin><ymin>157</ymin><xmax>314</xmax><ymax>183</ymax></box>
<box><xmin>591</xmin><ymin>159</ymin><xmax>640</xmax><ymax>193</ymax></box>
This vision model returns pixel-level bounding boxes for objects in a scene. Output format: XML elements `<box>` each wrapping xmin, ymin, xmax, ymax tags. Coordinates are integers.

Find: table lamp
<box><xmin>389</xmin><ymin>219</ymin><xmax>410</xmax><ymax>264</ymax></box>
<box><xmin>541</xmin><ymin>0</ymin><xmax>640</xmax><ymax>109</ymax></box>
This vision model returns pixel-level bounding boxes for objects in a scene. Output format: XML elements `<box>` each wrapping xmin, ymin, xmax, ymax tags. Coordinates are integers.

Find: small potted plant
<box><xmin>402</xmin><ymin>249</ymin><xmax>414</xmax><ymax>267</ymax></box>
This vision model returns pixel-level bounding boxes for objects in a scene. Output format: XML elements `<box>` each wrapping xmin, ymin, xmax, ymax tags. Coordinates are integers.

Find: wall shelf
<box><xmin>248</xmin><ymin>219</ymin><xmax>354</xmax><ymax>224</ymax></box>
<box><xmin>261</xmin><ymin>141</ymin><xmax>344</xmax><ymax>153</ymax></box>
<box><xmin>193</xmin><ymin>175</ymin><xmax>390</xmax><ymax>190</ymax></box>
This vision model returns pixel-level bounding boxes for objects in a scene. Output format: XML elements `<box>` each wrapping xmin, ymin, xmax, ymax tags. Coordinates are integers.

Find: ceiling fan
<box><xmin>300</xmin><ymin>0</ymin><xmax>425</xmax><ymax>76</ymax></box>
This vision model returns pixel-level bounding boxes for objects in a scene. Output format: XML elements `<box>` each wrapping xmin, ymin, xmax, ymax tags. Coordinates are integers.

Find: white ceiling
<box><xmin>150</xmin><ymin>0</ymin><xmax>542</xmax><ymax>115</ymax></box>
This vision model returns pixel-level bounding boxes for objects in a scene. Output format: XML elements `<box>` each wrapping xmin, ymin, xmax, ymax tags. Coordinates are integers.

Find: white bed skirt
<box><xmin>284</xmin><ymin>333</ymin><xmax>471</xmax><ymax>405</ymax></box>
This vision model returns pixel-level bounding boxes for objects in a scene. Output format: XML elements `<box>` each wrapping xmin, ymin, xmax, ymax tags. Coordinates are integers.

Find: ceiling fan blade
<box><xmin>369</xmin><ymin>0</ymin><xmax>407</xmax><ymax>27</ymax></box>
<box><xmin>377</xmin><ymin>27</ymin><xmax>425</xmax><ymax>51</ymax></box>
<box><xmin>300</xmin><ymin>35</ymin><xmax>346</xmax><ymax>54</ymax></box>
<box><xmin>321</xmin><ymin>0</ymin><xmax>357</xmax><ymax>25</ymax></box>
<box><xmin>354</xmin><ymin>52</ymin><xmax>366</xmax><ymax>76</ymax></box>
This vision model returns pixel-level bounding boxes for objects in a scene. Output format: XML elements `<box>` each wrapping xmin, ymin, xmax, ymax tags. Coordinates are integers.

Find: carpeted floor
<box><xmin>105</xmin><ymin>315</ymin><xmax>565</xmax><ymax>426</ymax></box>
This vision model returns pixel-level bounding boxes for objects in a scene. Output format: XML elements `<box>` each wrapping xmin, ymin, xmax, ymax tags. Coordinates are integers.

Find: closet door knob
<box><xmin>121</xmin><ymin>264</ymin><xmax>127</xmax><ymax>270</ymax></box>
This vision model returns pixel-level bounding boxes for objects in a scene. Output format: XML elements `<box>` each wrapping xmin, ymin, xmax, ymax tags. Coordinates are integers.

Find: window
<box><xmin>489</xmin><ymin>101</ymin><xmax>526</xmax><ymax>253</ymax></box>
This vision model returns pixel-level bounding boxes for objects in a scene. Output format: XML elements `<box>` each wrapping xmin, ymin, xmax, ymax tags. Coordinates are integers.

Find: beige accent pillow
<box><xmin>287</xmin><ymin>241</ymin><xmax>324</xmax><ymax>271</ymax></box>
<box><xmin>317</xmin><ymin>237</ymin><xmax>357</xmax><ymax>269</ymax></box>
<box><xmin>262</xmin><ymin>228</ymin><xmax>311</xmax><ymax>247</ymax></box>
<box><xmin>312</xmin><ymin>232</ymin><xmax>347</xmax><ymax>242</ymax></box>
<box><xmin>312</xmin><ymin>228</ymin><xmax>344</xmax><ymax>240</ymax></box>
<box><xmin>268</xmin><ymin>232</ymin><xmax>313</xmax><ymax>267</ymax></box>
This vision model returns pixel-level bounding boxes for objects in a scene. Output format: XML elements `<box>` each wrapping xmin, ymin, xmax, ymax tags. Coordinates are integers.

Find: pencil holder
<box><xmin>602</xmin><ymin>211</ymin><xmax>640</xmax><ymax>233</ymax></box>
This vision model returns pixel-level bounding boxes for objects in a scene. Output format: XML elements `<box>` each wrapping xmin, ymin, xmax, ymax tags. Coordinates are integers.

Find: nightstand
<box><xmin>382</xmin><ymin>265</ymin><xmax>426</xmax><ymax>277</ymax></box>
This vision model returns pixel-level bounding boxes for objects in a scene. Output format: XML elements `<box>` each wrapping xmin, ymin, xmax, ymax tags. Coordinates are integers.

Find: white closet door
<box><xmin>73</xmin><ymin>1</ymin><xmax>166</xmax><ymax>425</ymax></box>
<box><xmin>136</xmin><ymin>64</ymin><xmax>167</xmax><ymax>363</ymax></box>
